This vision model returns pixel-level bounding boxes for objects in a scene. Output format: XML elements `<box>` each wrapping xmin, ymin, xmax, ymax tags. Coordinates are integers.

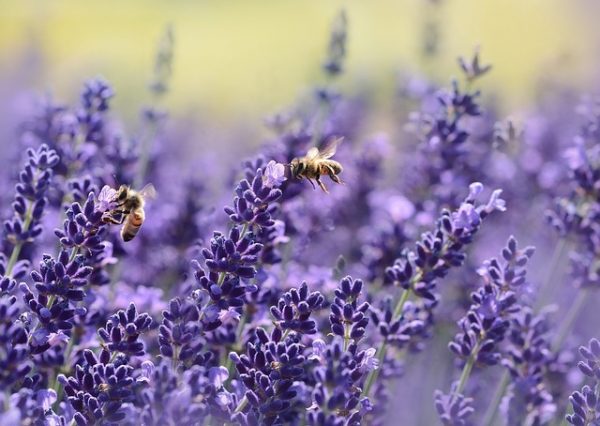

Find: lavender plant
<box><xmin>435</xmin><ymin>236</ymin><xmax>534</xmax><ymax>424</ymax></box>
<box><xmin>2</xmin><ymin>6</ymin><xmax>600</xmax><ymax>426</ymax></box>
<box><xmin>566</xmin><ymin>338</ymin><xmax>600</xmax><ymax>425</ymax></box>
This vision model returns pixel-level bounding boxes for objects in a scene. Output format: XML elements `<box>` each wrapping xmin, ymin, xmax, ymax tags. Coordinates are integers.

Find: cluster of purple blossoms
<box><xmin>435</xmin><ymin>236</ymin><xmax>537</xmax><ymax>425</ymax></box>
<box><xmin>566</xmin><ymin>339</ymin><xmax>600</xmax><ymax>425</ymax></box>
<box><xmin>4</xmin><ymin>145</ymin><xmax>59</xmax><ymax>263</ymax></box>
<box><xmin>547</xmin><ymin>101</ymin><xmax>600</xmax><ymax>294</ymax></box>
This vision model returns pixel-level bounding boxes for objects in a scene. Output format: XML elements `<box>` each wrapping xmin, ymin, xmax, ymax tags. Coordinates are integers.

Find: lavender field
<box><xmin>2</xmin><ymin>2</ymin><xmax>600</xmax><ymax>425</ymax></box>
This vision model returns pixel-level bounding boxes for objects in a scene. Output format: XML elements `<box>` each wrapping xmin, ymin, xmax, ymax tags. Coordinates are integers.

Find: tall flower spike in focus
<box><xmin>229</xmin><ymin>327</ymin><xmax>306</xmax><ymax>424</ymax></box>
<box><xmin>566</xmin><ymin>338</ymin><xmax>600</xmax><ymax>425</ymax></box>
<box><xmin>3</xmin><ymin>145</ymin><xmax>59</xmax><ymax>269</ymax></box>
<box><xmin>361</xmin><ymin>183</ymin><xmax>506</xmax><ymax>422</ymax></box>
<box><xmin>162</xmin><ymin>158</ymin><xmax>287</xmax><ymax>379</ymax></box>
<box><xmin>307</xmin><ymin>276</ymin><xmax>375</xmax><ymax>425</ymax></box>
<box><xmin>59</xmin><ymin>349</ymin><xmax>135</xmax><ymax>425</ymax></box>
<box><xmin>54</xmin><ymin>192</ymin><xmax>114</xmax><ymax>286</ymax></box>
<box><xmin>435</xmin><ymin>236</ymin><xmax>534</xmax><ymax>425</ymax></box>
<box><xmin>501</xmin><ymin>307</ymin><xmax>556</xmax><ymax>425</ymax></box>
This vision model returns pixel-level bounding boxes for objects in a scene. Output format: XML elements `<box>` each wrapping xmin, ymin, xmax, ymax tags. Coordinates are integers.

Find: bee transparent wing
<box><xmin>305</xmin><ymin>147</ymin><xmax>320</xmax><ymax>160</ymax></box>
<box><xmin>318</xmin><ymin>137</ymin><xmax>343</xmax><ymax>159</ymax></box>
<box><xmin>138</xmin><ymin>183</ymin><xmax>157</xmax><ymax>200</ymax></box>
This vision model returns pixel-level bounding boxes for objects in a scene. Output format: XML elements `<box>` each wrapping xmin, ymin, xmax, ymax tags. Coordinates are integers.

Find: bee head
<box><xmin>290</xmin><ymin>158</ymin><xmax>304</xmax><ymax>178</ymax></box>
<box><xmin>116</xmin><ymin>185</ymin><xmax>129</xmax><ymax>202</ymax></box>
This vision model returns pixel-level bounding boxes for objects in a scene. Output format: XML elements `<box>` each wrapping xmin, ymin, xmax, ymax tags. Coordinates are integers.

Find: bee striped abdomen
<box><xmin>131</xmin><ymin>211</ymin><xmax>144</xmax><ymax>226</ymax></box>
<box><xmin>121</xmin><ymin>209</ymin><xmax>145</xmax><ymax>242</ymax></box>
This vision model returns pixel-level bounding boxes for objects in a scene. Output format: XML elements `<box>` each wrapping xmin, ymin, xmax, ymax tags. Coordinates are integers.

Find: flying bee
<box><xmin>102</xmin><ymin>184</ymin><xmax>157</xmax><ymax>242</ymax></box>
<box><xmin>290</xmin><ymin>138</ymin><xmax>343</xmax><ymax>193</ymax></box>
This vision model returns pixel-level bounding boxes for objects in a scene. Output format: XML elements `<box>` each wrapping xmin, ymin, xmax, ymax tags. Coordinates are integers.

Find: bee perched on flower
<box><xmin>99</xmin><ymin>184</ymin><xmax>157</xmax><ymax>241</ymax></box>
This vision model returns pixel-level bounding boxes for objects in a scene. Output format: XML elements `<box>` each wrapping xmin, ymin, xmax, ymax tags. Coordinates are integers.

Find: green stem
<box><xmin>362</xmin><ymin>341</ymin><xmax>387</xmax><ymax>398</ymax></box>
<box><xmin>534</xmin><ymin>238</ymin><xmax>567</xmax><ymax>310</ymax></box>
<box><xmin>234</xmin><ymin>396</ymin><xmax>248</xmax><ymax>414</ymax></box>
<box><xmin>68</xmin><ymin>247</ymin><xmax>79</xmax><ymax>263</ymax></box>
<box><xmin>5</xmin><ymin>242</ymin><xmax>24</xmax><ymax>278</ymax></box>
<box><xmin>172</xmin><ymin>345</ymin><xmax>180</xmax><ymax>369</ymax></box>
<box><xmin>453</xmin><ymin>341</ymin><xmax>480</xmax><ymax>398</ymax></box>
<box><xmin>51</xmin><ymin>298</ymin><xmax>81</xmax><ymax>412</ymax></box>
<box><xmin>239</xmin><ymin>223</ymin><xmax>249</xmax><ymax>240</ymax></box>
<box><xmin>198</xmin><ymin>273</ymin><xmax>225</xmax><ymax>322</ymax></box>
<box><xmin>224</xmin><ymin>312</ymin><xmax>248</xmax><ymax>377</ymax></box>
<box><xmin>27</xmin><ymin>294</ymin><xmax>57</xmax><ymax>344</ymax></box>
<box><xmin>343</xmin><ymin>323</ymin><xmax>351</xmax><ymax>351</ymax></box>
<box><xmin>393</xmin><ymin>288</ymin><xmax>411</xmax><ymax>317</ymax></box>
<box><xmin>481</xmin><ymin>370</ymin><xmax>510</xmax><ymax>425</ymax></box>
<box><xmin>46</xmin><ymin>295</ymin><xmax>56</xmax><ymax>309</ymax></box>
<box><xmin>362</xmin><ymin>288</ymin><xmax>411</xmax><ymax>398</ymax></box>
<box><xmin>552</xmin><ymin>289</ymin><xmax>589</xmax><ymax>352</ymax></box>
<box><xmin>52</xmin><ymin>372</ymin><xmax>65</xmax><ymax>411</ymax></box>
<box><xmin>5</xmin><ymin>203</ymin><xmax>35</xmax><ymax>277</ymax></box>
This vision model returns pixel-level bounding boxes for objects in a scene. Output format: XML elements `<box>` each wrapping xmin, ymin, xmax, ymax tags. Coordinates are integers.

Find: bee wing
<box><xmin>305</xmin><ymin>147</ymin><xmax>320</xmax><ymax>160</ymax></box>
<box><xmin>138</xmin><ymin>183</ymin><xmax>157</xmax><ymax>200</ymax></box>
<box><xmin>318</xmin><ymin>137</ymin><xmax>343</xmax><ymax>159</ymax></box>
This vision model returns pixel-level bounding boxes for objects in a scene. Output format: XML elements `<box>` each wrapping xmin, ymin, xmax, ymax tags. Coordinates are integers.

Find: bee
<box><xmin>102</xmin><ymin>184</ymin><xmax>157</xmax><ymax>242</ymax></box>
<box><xmin>290</xmin><ymin>138</ymin><xmax>343</xmax><ymax>193</ymax></box>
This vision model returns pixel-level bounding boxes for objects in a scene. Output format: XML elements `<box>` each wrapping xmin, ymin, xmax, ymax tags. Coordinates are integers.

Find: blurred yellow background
<box><xmin>0</xmin><ymin>0</ymin><xmax>596</xmax><ymax>123</ymax></box>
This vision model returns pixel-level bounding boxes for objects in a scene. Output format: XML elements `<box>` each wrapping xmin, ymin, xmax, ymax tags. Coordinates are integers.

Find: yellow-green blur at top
<box><xmin>0</xmin><ymin>0</ymin><xmax>596</xmax><ymax>121</ymax></box>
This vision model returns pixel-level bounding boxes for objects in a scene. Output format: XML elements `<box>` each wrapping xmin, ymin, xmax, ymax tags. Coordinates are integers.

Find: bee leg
<box><xmin>102</xmin><ymin>214</ymin><xmax>123</xmax><ymax>225</ymax></box>
<box><xmin>329</xmin><ymin>173</ymin><xmax>343</xmax><ymax>185</ymax></box>
<box><xmin>325</xmin><ymin>165</ymin><xmax>343</xmax><ymax>184</ymax></box>
<box><xmin>102</xmin><ymin>209</ymin><xmax>128</xmax><ymax>225</ymax></box>
<box><xmin>306</xmin><ymin>178</ymin><xmax>317</xmax><ymax>190</ymax></box>
<box><xmin>316</xmin><ymin>176</ymin><xmax>329</xmax><ymax>193</ymax></box>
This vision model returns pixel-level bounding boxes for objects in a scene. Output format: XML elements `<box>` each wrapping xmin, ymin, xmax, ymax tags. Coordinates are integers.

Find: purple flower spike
<box><xmin>4</xmin><ymin>145</ymin><xmax>59</xmax><ymax>247</ymax></box>
<box><xmin>270</xmin><ymin>282</ymin><xmax>324</xmax><ymax>335</ymax></box>
<box><xmin>98</xmin><ymin>303</ymin><xmax>152</xmax><ymax>357</ymax></box>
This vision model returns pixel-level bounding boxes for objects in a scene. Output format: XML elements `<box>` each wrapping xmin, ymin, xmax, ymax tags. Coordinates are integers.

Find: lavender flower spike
<box><xmin>565</xmin><ymin>338</ymin><xmax>600</xmax><ymax>425</ymax></box>
<box><xmin>4</xmin><ymin>144</ymin><xmax>59</xmax><ymax>273</ymax></box>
